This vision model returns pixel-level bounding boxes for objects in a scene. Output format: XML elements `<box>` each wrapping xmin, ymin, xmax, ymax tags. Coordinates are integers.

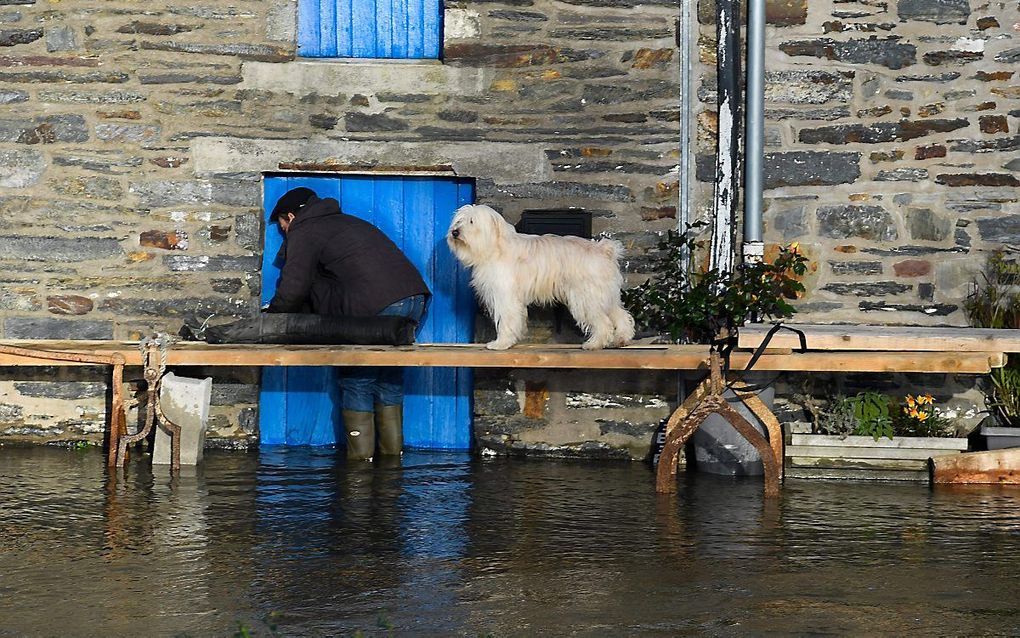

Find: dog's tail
<box><xmin>595</xmin><ymin>238</ymin><xmax>625</xmax><ymax>262</ymax></box>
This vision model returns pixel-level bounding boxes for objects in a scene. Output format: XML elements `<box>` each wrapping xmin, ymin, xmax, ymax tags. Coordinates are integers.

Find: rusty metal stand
<box><xmin>115</xmin><ymin>338</ymin><xmax>182</xmax><ymax>470</ymax></box>
<box><xmin>0</xmin><ymin>344</ymin><xmax>127</xmax><ymax>467</ymax></box>
<box><xmin>656</xmin><ymin>351</ymin><xmax>783</xmax><ymax>497</ymax></box>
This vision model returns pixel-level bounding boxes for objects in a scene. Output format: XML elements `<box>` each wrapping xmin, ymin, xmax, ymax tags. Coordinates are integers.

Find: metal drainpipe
<box><xmin>743</xmin><ymin>0</ymin><xmax>766</xmax><ymax>264</ymax></box>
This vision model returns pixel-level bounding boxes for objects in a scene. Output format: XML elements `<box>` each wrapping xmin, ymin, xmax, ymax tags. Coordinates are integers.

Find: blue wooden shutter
<box><xmin>260</xmin><ymin>175</ymin><xmax>475</xmax><ymax>450</ymax></box>
<box><xmin>298</xmin><ymin>0</ymin><xmax>442</xmax><ymax>59</ymax></box>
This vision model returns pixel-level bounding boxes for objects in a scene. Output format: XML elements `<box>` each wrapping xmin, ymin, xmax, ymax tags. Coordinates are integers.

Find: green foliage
<box><xmin>964</xmin><ymin>249</ymin><xmax>1020</xmax><ymax>330</ymax></box>
<box><xmin>964</xmin><ymin>249</ymin><xmax>1020</xmax><ymax>426</ymax></box>
<box><xmin>815</xmin><ymin>392</ymin><xmax>958</xmax><ymax>439</ymax></box>
<box><xmin>814</xmin><ymin>394</ymin><xmax>858</xmax><ymax>438</ymax></box>
<box><xmin>622</xmin><ymin>226</ymin><xmax>809</xmax><ymax>344</ymax></box>
<box><xmin>988</xmin><ymin>365</ymin><xmax>1020</xmax><ymax>426</ymax></box>
<box><xmin>849</xmin><ymin>391</ymin><xmax>894</xmax><ymax>441</ymax></box>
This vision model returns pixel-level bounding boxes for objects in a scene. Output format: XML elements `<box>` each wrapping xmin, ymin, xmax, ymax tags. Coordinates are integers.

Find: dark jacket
<box><xmin>267</xmin><ymin>196</ymin><xmax>429</xmax><ymax>317</ymax></box>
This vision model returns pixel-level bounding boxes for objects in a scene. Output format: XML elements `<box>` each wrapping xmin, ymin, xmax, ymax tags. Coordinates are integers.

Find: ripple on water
<box><xmin>0</xmin><ymin>446</ymin><xmax>1019</xmax><ymax>636</ymax></box>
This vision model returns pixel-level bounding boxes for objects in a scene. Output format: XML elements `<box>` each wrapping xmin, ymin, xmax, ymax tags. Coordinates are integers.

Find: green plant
<box><xmin>623</xmin><ymin>227</ymin><xmax>809</xmax><ymax>344</ymax></box>
<box><xmin>987</xmin><ymin>366</ymin><xmax>1020</xmax><ymax>427</ymax></box>
<box><xmin>892</xmin><ymin>393</ymin><xmax>956</xmax><ymax>438</ymax></box>
<box><xmin>964</xmin><ymin>249</ymin><xmax>1020</xmax><ymax>426</ymax></box>
<box><xmin>850</xmin><ymin>391</ymin><xmax>894</xmax><ymax>441</ymax></box>
<box><xmin>814</xmin><ymin>394</ymin><xmax>858</xmax><ymax>438</ymax></box>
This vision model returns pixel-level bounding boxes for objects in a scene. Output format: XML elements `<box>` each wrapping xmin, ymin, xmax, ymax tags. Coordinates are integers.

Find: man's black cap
<box><xmin>270</xmin><ymin>187</ymin><xmax>317</xmax><ymax>222</ymax></box>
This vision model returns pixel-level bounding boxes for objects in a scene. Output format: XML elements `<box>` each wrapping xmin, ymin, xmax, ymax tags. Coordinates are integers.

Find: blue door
<box><xmin>260</xmin><ymin>174</ymin><xmax>475</xmax><ymax>450</ymax></box>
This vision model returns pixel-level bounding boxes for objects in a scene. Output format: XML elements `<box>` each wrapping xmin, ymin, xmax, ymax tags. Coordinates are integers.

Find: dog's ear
<box><xmin>482</xmin><ymin>205</ymin><xmax>512</xmax><ymax>240</ymax></box>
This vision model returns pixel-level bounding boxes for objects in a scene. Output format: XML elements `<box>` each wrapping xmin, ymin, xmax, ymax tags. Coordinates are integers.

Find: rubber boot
<box><xmin>343</xmin><ymin>410</ymin><xmax>376</xmax><ymax>461</ymax></box>
<box><xmin>375</xmin><ymin>404</ymin><xmax>404</xmax><ymax>456</ymax></box>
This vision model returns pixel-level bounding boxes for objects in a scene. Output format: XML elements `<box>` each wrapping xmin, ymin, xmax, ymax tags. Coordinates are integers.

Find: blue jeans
<box><xmin>337</xmin><ymin>294</ymin><xmax>428</xmax><ymax>412</ymax></box>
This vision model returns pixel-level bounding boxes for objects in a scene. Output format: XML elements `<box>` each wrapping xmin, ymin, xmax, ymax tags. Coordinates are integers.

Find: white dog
<box><xmin>447</xmin><ymin>204</ymin><xmax>635</xmax><ymax>350</ymax></box>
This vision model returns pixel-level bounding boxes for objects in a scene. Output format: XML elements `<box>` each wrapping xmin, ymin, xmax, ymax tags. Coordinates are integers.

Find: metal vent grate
<box><xmin>515</xmin><ymin>209</ymin><xmax>592</xmax><ymax>239</ymax></box>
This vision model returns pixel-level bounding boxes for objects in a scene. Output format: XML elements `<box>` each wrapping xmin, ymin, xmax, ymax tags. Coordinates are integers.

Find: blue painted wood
<box><xmin>422</xmin><ymin>0</ymin><xmax>441</xmax><ymax>58</ymax></box>
<box><xmin>337</xmin><ymin>0</ymin><xmax>353</xmax><ymax>56</ymax></box>
<box><xmin>351</xmin><ymin>0</ymin><xmax>378</xmax><ymax>57</ymax></box>
<box><xmin>319</xmin><ymin>0</ymin><xmax>338</xmax><ymax>57</ymax></box>
<box><xmin>297</xmin><ymin>0</ymin><xmax>321</xmax><ymax>57</ymax></box>
<box><xmin>406</xmin><ymin>0</ymin><xmax>424</xmax><ymax>58</ymax></box>
<box><xmin>375</xmin><ymin>0</ymin><xmax>392</xmax><ymax>58</ymax></box>
<box><xmin>261</xmin><ymin>178</ymin><xmax>342</xmax><ymax>446</ymax></box>
<box><xmin>298</xmin><ymin>0</ymin><xmax>440</xmax><ymax>59</ymax></box>
<box><xmin>260</xmin><ymin>175</ymin><xmax>474</xmax><ymax>449</ymax></box>
<box><xmin>391</xmin><ymin>0</ymin><xmax>409</xmax><ymax>58</ymax></box>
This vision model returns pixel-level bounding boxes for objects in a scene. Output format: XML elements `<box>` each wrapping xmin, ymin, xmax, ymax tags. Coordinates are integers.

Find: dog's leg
<box><xmin>486</xmin><ymin>292</ymin><xmax>528</xmax><ymax>350</ymax></box>
<box><xmin>609</xmin><ymin>304</ymin><xmax>636</xmax><ymax>347</ymax></box>
<box><xmin>565</xmin><ymin>292</ymin><xmax>615</xmax><ymax>350</ymax></box>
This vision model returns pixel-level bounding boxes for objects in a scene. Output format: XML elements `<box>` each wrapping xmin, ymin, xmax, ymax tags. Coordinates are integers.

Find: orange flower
<box><xmin>919</xmin><ymin>394</ymin><xmax>934</xmax><ymax>405</ymax></box>
<box><xmin>905</xmin><ymin>395</ymin><xmax>917</xmax><ymax>409</ymax></box>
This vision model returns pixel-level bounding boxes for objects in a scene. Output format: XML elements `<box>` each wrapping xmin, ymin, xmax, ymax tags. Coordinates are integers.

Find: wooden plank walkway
<box><xmin>0</xmin><ymin>340</ymin><xmax>1004</xmax><ymax>373</ymax></box>
<box><xmin>739</xmin><ymin>323</ymin><xmax>1020</xmax><ymax>353</ymax></box>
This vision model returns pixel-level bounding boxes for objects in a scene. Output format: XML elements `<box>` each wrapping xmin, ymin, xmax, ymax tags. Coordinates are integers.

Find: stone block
<box><xmin>0</xmin><ymin>148</ymin><xmax>44</xmax><ymax>187</ymax></box>
<box><xmin>0</xmin><ymin>235</ymin><xmax>122</xmax><ymax>261</ymax></box>
<box><xmin>37</xmin><ymin>90</ymin><xmax>146</xmax><ymax>104</ymax></box>
<box><xmin>764</xmin><ymin>151</ymin><xmax>861</xmax><ymax>189</ymax></box>
<box><xmin>153</xmin><ymin>372</ymin><xmax>212</xmax><ymax>466</ymax></box>
<box><xmin>779</xmin><ymin>37</ymin><xmax>916</xmax><ymax>70</ymax></box>
<box><xmin>0</xmin><ymin>28</ymin><xmax>41</xmax><ymax>46</ymax></box>
<box><xmin>765</xmin><ymin>70</ymin><xmax>853</xmax><ymax>104</ymax></box>
<box><xmin>0</xmin><ymin>114</ymin><xmax>88</xmax><ymax>144</ymax></box>
<box><xmin>976</xmin><ymin>215</ymin><xmax>1020</xmax><ymax>244</ymax></box>
<box><xmin>771</xmin><ymin>205</ymin><xmax>808</xmax><ymax>239</ymax></box>
<box><xmin>875</xmin><ymin>168</ymin><xmax>928</xmax><ymax>182</ymax></box>
<box><xmin>163</xmin><ymin>255</ymin><xmax>260</xmax><ymax>272</ymax></box>
<box><xmin>799</xmin><ymin>119</ymin><xmax>968</xmax><ymax>144</ymax></box>
<box><xmin>47</xmin><ymin>295</ymin><xmax>94</xmax><ymax>315</ymax></box>
<box><xmin>95</xmin><ymin>123</ymin><xmax>161</xmax><ymax>143</ymax></box>
<box><xmin>45</xmin><ymin>25</ymin><xmax>78</xmax><ymax>52</ymax></box>
<box><xmin>829</xmin><ymin>261</ymin><xmax>883</xmax><ymax>275</ymax></box>
<box><xmin>898</xmin><ymin>0</ymin><xmax>970</xmax><ymax>24</ymax></box>
<box><xmin>139</xmin><ymin>41</ymin><xmax>292</xmax><ymax>63</ymax></box>
<box><xmin>893</xmin><ymin>260</ymin><xmax>932</xmax><ymax>277</ymax></box>
<box><xmin>0</xmin><ymin>89</ymin><xmax>27</xmax><ymax>103</ymax></box>
<box><xmin>4</xmin><ymin>317</ymin><xmax>113</xmax><ymax>339</ymax></box>
<box><xmin>996</xmin><ymin>48</ymin><xmax>1020</xmax><ymax>64</ymax></box>
<box><xmin>817</xmin><ymin>205</ymin><xmax>897</xmax><ymax>241</ymax></box>
<box><xmin>906</xmin><ymin>208</ymin><xmax>952</xmax><ymax>241</ymax></box>
<box><xmin>344</xmin><ymin>112</ymin><xmax>409</xmax><ymax>132</ymax></box>
<box><xmin>14</xmin><ymin>381</ymin><xmax>104</xmax><ymax>399</ymax></box>
<box><xmin>821</xmin><ymin>282</ymin><xmax>912</xmax><ymax>296</ymax></box>
<box><xmin>936</xmin><ymin>174</ymin><xmax>1020</xmax><ymax>187</ymax></box>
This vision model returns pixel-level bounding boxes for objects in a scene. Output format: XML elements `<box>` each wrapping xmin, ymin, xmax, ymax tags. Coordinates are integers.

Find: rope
<box><xmin>139</xmin><ymin>332</ymin><xmax>179</xmax><ymax>378</ymax></box>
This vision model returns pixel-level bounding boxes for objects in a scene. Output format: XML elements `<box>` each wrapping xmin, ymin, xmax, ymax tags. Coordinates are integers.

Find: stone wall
<box><xmin>0</xmin><ymin>0</ymin><xmax>680</xmax><ymax>454</ymax></box>
<box><xmin>696</xmin><ymin>0</ymin><xmax>1018</xmax><ymax>324</ymax></box>
<box><xmin>0</xmin><ymin>0</ymin><xmax>1014</xmax><ymax>454</ymax></box>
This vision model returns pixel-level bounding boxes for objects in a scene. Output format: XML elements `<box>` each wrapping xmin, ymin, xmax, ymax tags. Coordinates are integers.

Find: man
<box><xmin>267</xmin><ymin>187</ymin><xmax>430</xmax><ymax>460</ymax></box>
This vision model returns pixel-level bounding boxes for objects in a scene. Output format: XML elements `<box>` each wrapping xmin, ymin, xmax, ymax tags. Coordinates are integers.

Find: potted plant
<box><xmin>964</xmin><ymin>249</ymin><xmax>1020</xmax><ymax>449</ymax></box>
<box><xmin>624</xmin><ymin>227</ymin><xmax>808</xmax><ymax>474</ymax></box>
<box><xmin>790</xmin><ymin>391</ymin><xmax>968</xmax><ymax>480</ymax></box>
<box><xmin>623</xmin><ymin>227</ymin><xmax>808</xmax><ymax>345</ymax></box>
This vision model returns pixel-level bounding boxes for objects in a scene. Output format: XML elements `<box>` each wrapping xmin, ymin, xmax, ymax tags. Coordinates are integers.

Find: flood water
<box><xmin>2</xmin><ymin>446</ymin><xmax>1020</xmax><ymax>637</ymax></box>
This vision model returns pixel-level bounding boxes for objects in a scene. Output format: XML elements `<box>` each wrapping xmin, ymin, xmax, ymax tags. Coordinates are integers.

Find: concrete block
<box><xmin>153</xmin><ymin>372</ymin><xmax>212</xmax><ymax>466</ymax></box>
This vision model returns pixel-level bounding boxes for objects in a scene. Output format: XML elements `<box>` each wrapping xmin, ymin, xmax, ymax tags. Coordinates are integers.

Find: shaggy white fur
<box><xmin>447</xmin><ymin>204</ymin><xmax>636</xmax><ymax>350</ymax></box>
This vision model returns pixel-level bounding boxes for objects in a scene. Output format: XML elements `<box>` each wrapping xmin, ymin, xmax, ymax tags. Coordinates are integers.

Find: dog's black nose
<box><xmin>451</xmin><ymin>229</ymin><xmax>460</xmax><ymax>238</ymax></box>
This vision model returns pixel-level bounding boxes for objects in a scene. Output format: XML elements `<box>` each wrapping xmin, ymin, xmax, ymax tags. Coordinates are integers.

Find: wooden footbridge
<box><xmin>2</xmin><ymin>323</ymin><xmax>1019</xmax><ymax>490</ymax></box>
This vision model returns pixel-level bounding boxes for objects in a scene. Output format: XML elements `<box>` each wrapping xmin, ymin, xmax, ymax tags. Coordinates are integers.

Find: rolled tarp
<box><xmin>180</xmin><ymin>313</ymin><xmax>418</xmax><ymax>346</ymax></box>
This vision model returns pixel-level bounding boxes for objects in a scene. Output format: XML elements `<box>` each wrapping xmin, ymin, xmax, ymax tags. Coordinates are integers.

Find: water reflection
<box><xmin>0</xmin><ymin>446</ymin><xmax>1019</xmax><ymax>635</ymax></box>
